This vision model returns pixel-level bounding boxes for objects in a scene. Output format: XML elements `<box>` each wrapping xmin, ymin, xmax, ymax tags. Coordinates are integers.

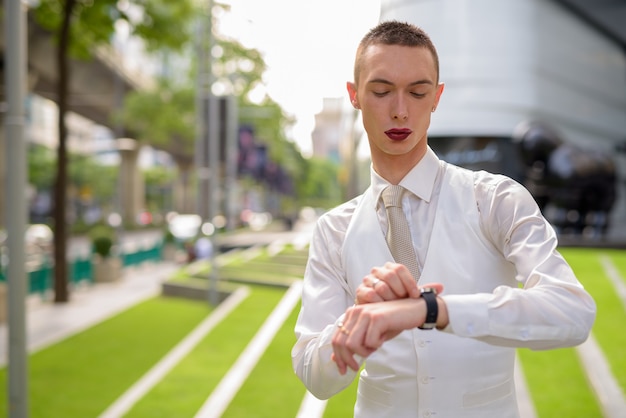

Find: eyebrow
<box><xmin>367</xmin><ymin>78</ymin><xmax>434</xmax><ymax>87</ymax></box>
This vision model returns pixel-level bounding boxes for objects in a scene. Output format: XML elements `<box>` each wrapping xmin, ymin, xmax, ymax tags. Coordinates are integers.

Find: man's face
<box><xmin>348</xmin><ymin>44</ymin><xmax>444</xmax><ymax>170</ymax></box>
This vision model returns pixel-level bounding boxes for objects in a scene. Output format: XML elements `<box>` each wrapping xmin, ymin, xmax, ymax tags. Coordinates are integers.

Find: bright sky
<box><xmin>218</xmin><ymin>0</ymin><xmax>381</xmax><ymax>156</ymax></box>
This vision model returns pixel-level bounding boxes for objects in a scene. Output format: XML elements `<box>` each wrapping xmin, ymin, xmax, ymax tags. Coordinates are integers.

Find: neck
<box><xmin>373</xmin><ymin>146</ymin><xmax>427</xmax><ymax>185</ymax></box>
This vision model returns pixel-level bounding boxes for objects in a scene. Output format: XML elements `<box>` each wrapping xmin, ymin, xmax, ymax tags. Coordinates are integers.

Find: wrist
<box><xmin>435</xmin><ymin>296</ymin><xmax>449</xmax><ymax>330</ymax></box>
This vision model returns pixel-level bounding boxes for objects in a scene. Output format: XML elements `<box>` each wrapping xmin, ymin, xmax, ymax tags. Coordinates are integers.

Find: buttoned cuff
<box><xmin>440</xmin><ymin>293</ymin><xmax>491</xmax><ymax>337</ymax></box>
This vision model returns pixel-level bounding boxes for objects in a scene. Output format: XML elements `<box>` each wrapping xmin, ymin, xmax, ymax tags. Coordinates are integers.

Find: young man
<box><xmin>292</xmin><ymin>21</ymin><xmax>596</xmax><ymax>417</ymax></box>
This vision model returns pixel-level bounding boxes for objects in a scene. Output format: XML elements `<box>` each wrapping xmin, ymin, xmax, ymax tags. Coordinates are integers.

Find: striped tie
<box><xmin>382</xmin><ymin>185</ymin><xmax>420</xmax><ymax>281</ymax></box>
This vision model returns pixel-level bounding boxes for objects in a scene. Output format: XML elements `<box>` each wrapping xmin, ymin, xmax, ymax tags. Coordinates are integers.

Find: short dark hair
<box><xmin>353</xmin><ymin>21</ymin><xmax>440</xmax><ymax>85</ymax></box>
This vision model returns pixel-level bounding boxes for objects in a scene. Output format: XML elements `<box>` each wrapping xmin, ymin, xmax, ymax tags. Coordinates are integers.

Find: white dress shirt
<box><xmin>292</xmin><ymin>147</ymin><xmax>596</xmax><ymax>417</ymax></box>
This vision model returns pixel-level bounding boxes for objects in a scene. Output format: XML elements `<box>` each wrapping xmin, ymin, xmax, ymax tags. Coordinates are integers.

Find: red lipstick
<box><xmin>385</xmin><ymin>128</ymin><xmax>412</xmax><ymax>141</ymax></box>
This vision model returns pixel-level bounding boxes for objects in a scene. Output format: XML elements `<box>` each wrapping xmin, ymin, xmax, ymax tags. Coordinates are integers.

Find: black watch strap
<box><xmin>418</xmin><ymin>287</ymin><xmax>438</xmax><ymax>330</ymax></box>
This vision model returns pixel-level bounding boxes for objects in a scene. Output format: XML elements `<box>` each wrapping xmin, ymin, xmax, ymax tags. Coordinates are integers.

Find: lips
<box><xmin>385</xmin><ymin>128</ymin><xmax>412</xmax><ymax>141</ymax></box>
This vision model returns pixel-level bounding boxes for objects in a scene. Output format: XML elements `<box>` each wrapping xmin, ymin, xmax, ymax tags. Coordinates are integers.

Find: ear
<box><xmin>347</xmin><ymin>82</ymin><xmax>359</xmax><ymax>109</ymax></box>
<box><xmin>432</xmin><ymin>82</ymin><xmax>445</xmax><ymax>111</ymax></box>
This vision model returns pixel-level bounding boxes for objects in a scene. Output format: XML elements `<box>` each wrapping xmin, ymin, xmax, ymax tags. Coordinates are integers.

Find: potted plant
<box><xmin>89</xmin><ymin>224</ymin><xmax>121</xmax><ymax>283</ymax></box>
<box><xmin>161</xmin><ymin>229</ymin><xmax>178</xmax><ymax>262</ymax></box>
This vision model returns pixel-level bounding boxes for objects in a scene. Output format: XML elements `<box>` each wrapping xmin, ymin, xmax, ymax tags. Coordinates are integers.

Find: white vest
<box><xmin>342</xmin><ymin>163</ymin><xmax>520</xmax><ymax>418</ymax></box>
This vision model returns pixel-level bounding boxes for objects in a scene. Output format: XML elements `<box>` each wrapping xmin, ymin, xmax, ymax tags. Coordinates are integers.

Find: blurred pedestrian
<box><xmin>292</xmin><ymin>20</ymin><xmax>595</xmax><ymax>417</ymax></box>
<box><xmin>194</xmin><ymin>236</ymin><xmax>213</xmax><ymax>260</ymax></box>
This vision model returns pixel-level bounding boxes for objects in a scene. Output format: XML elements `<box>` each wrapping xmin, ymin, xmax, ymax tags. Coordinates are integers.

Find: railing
<box><xmin>0</xmin><ymin>242</ymin><xmax>165</xmax><ymax>296</ymax></box>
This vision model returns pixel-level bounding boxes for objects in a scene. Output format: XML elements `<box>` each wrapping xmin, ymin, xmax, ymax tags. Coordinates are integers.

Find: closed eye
<box><xmin>411</xmin><ymin>92</ymin><xmax>426</xmax><ymax>98</ymax></box>
<box><xmin>373</xmin><ymin>91</ymin><xmax>389</xmax><ymax>97</ymax></box>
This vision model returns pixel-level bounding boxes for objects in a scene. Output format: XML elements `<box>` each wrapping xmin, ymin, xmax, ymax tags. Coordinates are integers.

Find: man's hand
<box><xmin>331</xmin><ymin>298</ymin><xmax>428</xmax><ymax>374</ymax></box>
<box><xmin>355</xmin><ymin>262</ymin><xmax>443</xmax><ymax>304</ymax></box>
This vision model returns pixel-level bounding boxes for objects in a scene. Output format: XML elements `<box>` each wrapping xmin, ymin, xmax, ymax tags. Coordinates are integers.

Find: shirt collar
<box><xmin>371</xmin><ymin>146</ymin><xmax>440</xmax><ymax>205</ymax></box>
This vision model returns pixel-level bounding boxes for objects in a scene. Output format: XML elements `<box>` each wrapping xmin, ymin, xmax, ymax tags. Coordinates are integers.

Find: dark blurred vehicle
<box><xmin>430</xmin><ymin>121</ymin><xmax>617</xmax><ymax>238</ymax></box>
<box><xmin>0</xmin><ymin>224</ymin><xmax>54</xmax><ymax>273</ymax></box>
<box><xmin>514</xmin><ymin>121</ymin><xmax>616</xmax><ymax>237</ymax></box>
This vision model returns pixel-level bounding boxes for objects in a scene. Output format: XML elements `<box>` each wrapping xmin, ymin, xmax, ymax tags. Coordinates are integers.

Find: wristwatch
<box><xmin>418</xmin><ymin>287</ymin><xmax>438</xmax><ymax>330</ymax></box>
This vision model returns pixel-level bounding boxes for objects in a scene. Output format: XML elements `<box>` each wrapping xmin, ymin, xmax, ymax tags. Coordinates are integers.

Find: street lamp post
<box><xmin>4</xmin><ymin>0</ymin><xmax>29</xmax><ymax>416</ymax></box>
<box><xmin>195</xmin><ymin>0</ymin><xmax>219</xmax><ymax>306</ymax></box>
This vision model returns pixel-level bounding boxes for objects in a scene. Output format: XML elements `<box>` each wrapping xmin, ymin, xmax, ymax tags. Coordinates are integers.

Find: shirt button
<box><xmin>423</xmin><ymin>410</ymin><xmax>432</xmax><ymax>418</ymax></box>
<box><xmin>418</xmin><ymin>339</ymin><xmax>426</xmax><ymax>347</ymax></box>
<box><xmin>421</xmin><ymin>376</ymin><xmax>430</xmax><ymax>384</ymax></box>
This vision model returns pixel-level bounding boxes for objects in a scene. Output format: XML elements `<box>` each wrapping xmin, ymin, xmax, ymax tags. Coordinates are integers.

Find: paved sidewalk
<box><xmin>0</xmin><ymin>260</ymin><xmax>180</xmax><ymax>367</ymax></box>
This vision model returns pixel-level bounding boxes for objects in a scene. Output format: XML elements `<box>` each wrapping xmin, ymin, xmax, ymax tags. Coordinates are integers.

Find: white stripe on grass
<box><xmin>296</xmin><ymin>392</ymin><xmax>328</xmax><ymax>418</ymax></box>
<box><xmin>98</xmin><ymin>286</ymin><xmax>250</xmax><ymax>418</ymax></box>
<box><xmin>599</xmin><ymin>254</ymin><xmax>626</xmax><ymax>311</ymax></box>
<box><xmin>195</xmin><ymin>280</ymin><xmax>303</xmax><ymax>418</ymax></box>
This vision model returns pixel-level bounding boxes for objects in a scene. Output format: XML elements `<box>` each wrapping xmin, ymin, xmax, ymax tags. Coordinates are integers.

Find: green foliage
<box><xmin>34</xmin><ymin>0</ymin><xmax>195</xmax><ymax>59</ymax></box>
<box><xmin>212</xmin><ymin>37</ymin><xmax>268</xmax><ymax>99</ymax></box>
<box><xmin>28</xmin><ymin>143</ymin><xmax>56</xmax><ymax>191</ymax></box>
<box><xmin>68</xmin><ymin>153</ymin><xmax>118</xmax><ymax>203</ymax></box>
<box><xmin>113</xmin><ymin>79</ymin><xmax>196</xmax><ymax>164</ymax></box>
<box><xmin>144</xmin><ymin>165</ymin><xmax>177</xmax><ymax>214</ymax></box>
<box><xmin>88</xmin><ymin>224</ymin><xmax>116</xmax><ymax>257</ymax></box>
<box><xmin>297</xmin><ymin>157</ymin><xmax>343</xmax><ymax>209</ymax></box>
<box><xmin>92</xmin><ymin>235</ymin><xmax>113</xmax><ymax>258</ymax></box>
<box><xmin>28</xmin><ymin>143</ymin><xmax>118</xmax><ymax>202</ymax></box>
<box><xmin>163</xmin><ymin>229</ymin><xmax>175</xmax><ymax>244</ymax></box>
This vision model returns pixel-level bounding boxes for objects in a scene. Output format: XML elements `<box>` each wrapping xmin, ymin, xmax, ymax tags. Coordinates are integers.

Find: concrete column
<box><xmin>117</xmin><ymin>138</ymin><xmax>144</xmax><ymax>225</ymax></box>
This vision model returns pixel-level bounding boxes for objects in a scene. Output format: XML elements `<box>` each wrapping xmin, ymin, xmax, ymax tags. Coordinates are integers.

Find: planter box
<box><xmin>0</xmin><ymin>282</ymin><xmax>5</xmax><ymax>323</ymax></box>
<box><xmin>92</xmin><ymin>255</ymin><xmax>122</xmax><ymax>283</ymax></box>
<box><xmin>162</xmin><ymin>244</ymin><xmax>178</xmax><ymax>262</ymax></box>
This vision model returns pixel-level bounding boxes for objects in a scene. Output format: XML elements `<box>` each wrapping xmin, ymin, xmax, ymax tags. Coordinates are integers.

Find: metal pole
<box><xmin>4</xmin><ymin>0</ymin><xmax>29</xmax><ymax>416</ymax></box>
<box><xmin>224</xmin><ymin>96</ymin><xmax>238</xmax><ymax>230</ymax></box>
<box><xmin>195</xmin><ymin>0</ymin><xmax>219</xmax><ymax>306</ymax></box>
<box><xmin>194</xmin><ymin>12</ymin><xmax>208</xmax><ymax>218</ymax></box>
<box><xmin>206</xmin><ymin>0</ymin><xmax>220</xmax><ymax>306</ymax></box>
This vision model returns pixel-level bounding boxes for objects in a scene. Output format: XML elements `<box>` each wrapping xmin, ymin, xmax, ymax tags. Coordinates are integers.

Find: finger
<box><xmin>355</xmin><ymin>284</ymin><xmax>384</xmax><ymax>304</ymax></box>
<box><xmin>375</xmin><ymin>264</ymin><xmax>415</xmax><ymax>299</ymax></box>
<box><xmin>369</xmin><ymin>267</ymin><xmax>399</xmax><ymax>299</ymax></box>
<box><xmin>343</xmin><ymin>314</ymin><xmax>377</xmax><ymax>363</ymax></box>
<box><xmin>393</xmin><ymin>264</ymin><xmax>420</xmax><ymax>298</ymax></box>
<box><xmin>332</xmin><ymin>313</ymin><xmax>363</xmax><ymax>373</ymax></box>
<box><xmin>419</xmin><ymin>282</ymin><xmax>444</xmax><ymax>295</ymax></box>
<box><xmin>331</xmin><ymin>352</ymin><xmax>347</xmax><ymax>375</ymax></box>
<box><xmin>331</xmin><ymin>324</ymin><xmax>350</xmax><ymax>374</ymax></box>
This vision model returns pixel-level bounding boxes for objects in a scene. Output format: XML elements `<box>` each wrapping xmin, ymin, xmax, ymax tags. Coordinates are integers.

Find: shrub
<box><xmin>88</xmin><ymin>224</ymin><xmax>116</xmax><ymax>258</ymax></box>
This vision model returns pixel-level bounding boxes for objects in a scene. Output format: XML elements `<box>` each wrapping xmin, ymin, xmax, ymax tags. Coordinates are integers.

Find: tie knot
<box><xmin>382</xmin><ymin>185</ymin><xmax>405</xmax><ymax>208</ymax></box>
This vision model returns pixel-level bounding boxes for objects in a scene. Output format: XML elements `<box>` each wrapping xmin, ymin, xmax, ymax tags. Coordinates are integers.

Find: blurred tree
<box><xmin>298</xmin><ymin>157</ymin><xmax>344</xmax><ymax>210</ymax></box>
<box><xmin>32</xmin><ymin>0</ymin><xmax>195</xmax><ymax>302</ymax></box>
<box><xmin>28</xmin><ymin>144</ymin><xmax>118</xmax><ymax>225</ymax></box>
<box><xmin>143</xmin><ymin>165</ymin><xmax>177</xmax><ymax>215</ymax></box>
<box><xmin>28</xmin><ymin>143</ymin><xmax>56</xmax><ymax>192</ymax></box>
<box><xmin>115</xmin><ymin>78</ymin><xmax>196</xmax><ymax>212</ymax></box>
<box><xmin>115</xmin><ymin>28</ymin><xmax>307</xmax><ymax>216</ymax></box>
<box><xmin>68</xmin><ymin>154</ymin><xmax>118</xmax><ymax>209</ymax></box>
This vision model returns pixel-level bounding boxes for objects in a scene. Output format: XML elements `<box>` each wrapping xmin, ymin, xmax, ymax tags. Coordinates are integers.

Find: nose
<box><xmin>392</xmin><ymin>96</ymin><xmax>408</xmax><ymax>120</ymax></box>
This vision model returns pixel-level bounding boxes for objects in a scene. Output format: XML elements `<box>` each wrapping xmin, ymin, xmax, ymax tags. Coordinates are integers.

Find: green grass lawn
<box><xmin>516</xmin><ymin>247</ymin><xmax>626</xmax><ymax>418</ymax></box>
<box><xmin>222</xmin><ymin>303</ymin><xmax>306</xmax><ymax>418</ymax></box>
<box><xmin>0</xmin><ymin>297</ymin><xmax>212</xmax><ymax>418</ymax></box>
<box><xmin>1</xmin><ymin>246</ymin><xmax>624</xmax><ymax>417</ymax></box>
<box><xmin>125</xmin><ymin>285</ymin><xmax>287</xmax><ymax>417</ymax></box>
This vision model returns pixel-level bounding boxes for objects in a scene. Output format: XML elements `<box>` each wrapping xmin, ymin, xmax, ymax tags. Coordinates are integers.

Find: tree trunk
<box><xmin>52</xmin><ymin>0</ymin><xmax>76</xmax><ymax>303</ymax></box>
